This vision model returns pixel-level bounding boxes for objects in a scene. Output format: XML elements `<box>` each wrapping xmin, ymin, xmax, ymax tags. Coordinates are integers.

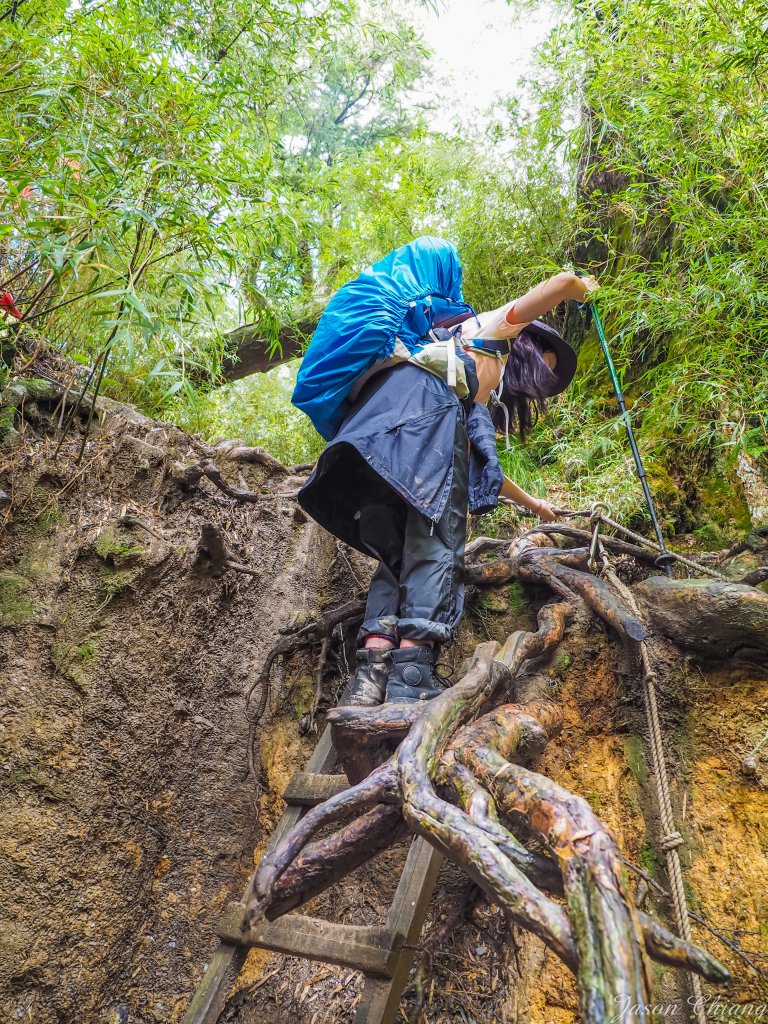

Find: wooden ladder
<box><xmin>182</xmin><ymin>721</ymin><xmax>442</xmax><ymax>1024</ymax></box>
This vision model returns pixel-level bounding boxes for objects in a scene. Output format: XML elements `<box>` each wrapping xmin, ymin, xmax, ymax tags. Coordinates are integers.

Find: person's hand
<box><xmin>577</xmin><ymin>274</ymin><xmax>600</xmax><ymax>300</ymax></box>
<box><xmin>533</xmin><ymin>498</ymin><xmax>558</xmax><ymax>522</ymax></box>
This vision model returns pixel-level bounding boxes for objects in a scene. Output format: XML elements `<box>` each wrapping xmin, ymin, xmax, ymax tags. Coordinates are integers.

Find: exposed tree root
<box><xmin>266</xmin><ymin>805</ymin><xmax>406</xmax><ymax>919</ymax></box>
<box><xmin>168</xmin><ymin>457</ymin><xmax>296</xmax><ymax>502</ymax></box>
<box><xmin>522</xmin><ymin>523</ymin><xmax>660</xmax><ymax>566</ymax></box>
<box><xmin>245</xmin><ymin>598</ymin><xmax>365</xmax><ymax>724</ymax></box>
<box><xmin>247</xmin><ymin>533</ymin><xmax>569</xmax><ymax>739</ymax></box>
<box><xmin>243</xmin><ymin>531</ymin><xmax>737</xmax><ymax>1022</ymax></box>
<box><xmin>195</xmin><ymin>523</ymin><xmax>261</xmax><ymax>578</ymax></box>
<box><xmin>623</xmin><ymin>858</ymin><xmax>768</xmax><ymax>981</ymax></box>
<box><xmin>244</xmin><ymin>598</ymin><xmax>365</xmax><ymax>781</ymax></box>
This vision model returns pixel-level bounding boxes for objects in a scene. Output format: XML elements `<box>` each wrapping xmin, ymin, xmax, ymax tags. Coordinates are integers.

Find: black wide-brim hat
<box><xmin>519</xmin><ymin>320</ymin><xmax>577</xmax><ymax>397</ymax></box>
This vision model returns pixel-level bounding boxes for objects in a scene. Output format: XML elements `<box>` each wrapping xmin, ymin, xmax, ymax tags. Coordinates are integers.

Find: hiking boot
<box><xmin>385</xmin><ymin>646</ymin><xmax>449</xmax><ymax>704</ymax></box>
<box><xmin>346</xmin><ymin>648</ymin><xmax>391</xmax><ymax>706</ymax></box>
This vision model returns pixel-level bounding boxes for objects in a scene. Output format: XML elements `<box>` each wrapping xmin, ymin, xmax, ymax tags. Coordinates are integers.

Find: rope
<box><xmin>588</xmin><ymin>502</ymin><xmax>610</xmax><ymax>571</ymax></box>
<box><xmin>556</xmin><ymin>506</ymin><xmax>729</xmax><ymax>580</ymax></box>
<box><xmin>596</xmin><ymin>544</ymin><xmax>707</xmax><ymax>1024</ymax></box>
<box><xmin>597</xmin><ymin>512</ymin><xmax>730</xmax><ymax>582</ymax></box>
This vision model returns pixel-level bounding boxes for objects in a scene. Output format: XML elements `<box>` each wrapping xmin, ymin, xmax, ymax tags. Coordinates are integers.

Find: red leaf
<box><xmin>0</xmin><ymin>292</ymin><xmax>24</xmax><ymax>319</ymax></box>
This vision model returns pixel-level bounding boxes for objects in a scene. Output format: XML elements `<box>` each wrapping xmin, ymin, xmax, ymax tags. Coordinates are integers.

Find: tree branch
<box><xmin>222</xmin><ymin>319</ymin><xmax>317</xmax><ymax>380</ymax></box>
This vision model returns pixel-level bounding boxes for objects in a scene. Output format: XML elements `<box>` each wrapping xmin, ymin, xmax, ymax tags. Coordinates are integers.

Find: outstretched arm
<box><xmin>505</xmin><ymin>272</ymin><xmax>599</xmax><ymax>328</ymax></box>
<box><xmin>464</xmin><ymin>272</ymin><xmax>599</xmax><ymax>346</ymax></box>
<box><xmin>500</xmin><ymin>477</ymin><xmax>557</xmax><ymax>521</ymax></box>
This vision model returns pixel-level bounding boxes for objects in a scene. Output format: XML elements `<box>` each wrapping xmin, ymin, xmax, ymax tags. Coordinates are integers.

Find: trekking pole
<box><xmin>586</xmin><ymin>298</ymin><xmax>675</xmax><ymax>575</ymax></box>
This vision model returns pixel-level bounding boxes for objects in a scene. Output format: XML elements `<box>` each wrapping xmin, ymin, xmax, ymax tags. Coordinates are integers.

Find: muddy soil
<box><xmin>1</xmin><ymin>388</ymin><xmax>767</xmax><ymax>1024</ymax></box>
<box><xmin>0</xmin><ymin>392</ymin><xmax>367</xmax><ymax>1024</ymax></box>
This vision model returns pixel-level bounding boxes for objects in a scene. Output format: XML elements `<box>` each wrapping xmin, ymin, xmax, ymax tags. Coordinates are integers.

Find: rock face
<box><xmin>633</xmin><ymin>576</ymin><xmax>768</xmax><ymax>661</ymax></box>
<box><xmin>1</xmin><ymin>391</ymin><xmax>767</xmax><ymax>1024</ymax></box>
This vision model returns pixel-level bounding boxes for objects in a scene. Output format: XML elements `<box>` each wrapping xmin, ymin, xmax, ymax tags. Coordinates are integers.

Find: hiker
<box><xmin>294</xmin><ymin>240</ymin><xmax>597</xmax><ymax>706</ymax></box>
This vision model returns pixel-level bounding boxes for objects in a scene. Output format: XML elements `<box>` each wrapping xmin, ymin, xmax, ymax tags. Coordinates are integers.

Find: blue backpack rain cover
<box><xmin>292</xmin><ymin>236</ymin><xmax>470</xmax><ymax>441</ymax></box>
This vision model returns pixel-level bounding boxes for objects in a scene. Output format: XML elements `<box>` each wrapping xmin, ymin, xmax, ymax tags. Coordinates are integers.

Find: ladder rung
<box><xmin>217</xmin><ymin>904</ymin><xmax>401</xmax><ymax>977</ymax></box>
<box><xmin>283</xmin><ymin>772</ymin><xmax>349</xmax><ymax>805</ymax></box>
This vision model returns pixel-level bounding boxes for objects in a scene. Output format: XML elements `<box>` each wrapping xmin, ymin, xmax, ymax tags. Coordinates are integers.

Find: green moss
<box><xmin>32</xmin><ymin>506</ymin><xmax>65</xmax><ymax>533</ymax></box>
<box><xmin>691</xmin><ymin>521</ymin><xmax>727</xmax><ymax>549</ymax></box>
<box><xmin>77</xmin><ymin>641</ymin><xmax>98</xmax><ymax>664</ymax></box>
<box><xmin>98</xmin><ymin>567</ymin><xmax>135</xmax><ymax>597</ymax></box>
<box><xmin>52</xmin><ymin>635</ymin><xmax>100</xmax><ymax>693</ymax></box>
<box><xmin>645</xmin><ymin>461</ymin><xmax>687</xmax><ymax>528</ymax></box>
<box><xmin>507</xmin><ymin>581</ymin><xmax>529</xmax><ymax>616</ymax></box>
<box><xmin>550</xmin><ymin>648</ymin><xmax>573</xmax><ymax>678</ymax></box>
<box><xmin>8</xmin><ymin>769</ymin><xmax>30</xmax><ymax>784</ymax></box>
<box><xmin>623</xmin><ymin>734</ymin><xmax>648</xmax><ymax>788</ymax></box>
<box><xmin>288</xmin><ymin>674</ymin><xmax>316</xmax><ymax>718</ymax></box>
<box><xmin>640</xmin><ymin>842</ymin><xmax>660</xmax><ymax>876</ymax></box>
<box><xmin>0</xmin><ymin>572</ymin><xmax>35</xmax><ymax>624</ymax></box>
<box><xmin>0</xmin><ymin>404</ymin><xmax>18</xmax><ymax>444</ymax></box>
<box><xmin>584</xmin><ymin>790</ymin><xmax>601</xmax><ymax>813</ymax></box>
<box><xmin>20</xmin><ymin>377</ymin><xmax>54</xmax><ymax>398</ymax></box>
<box><xmin>95</xmin><ymin>529</ymin><xmax>146</xmax><ymax>563</ymax></box>
<box><xmin>696</xmin><ymin>466</ymin><xmax>753</xmax><ymax>535</ymax></box>
<box><xmin>479</xmin><ymin>588</ymin><xmax>510</xmax><ymax>613</ymax></box>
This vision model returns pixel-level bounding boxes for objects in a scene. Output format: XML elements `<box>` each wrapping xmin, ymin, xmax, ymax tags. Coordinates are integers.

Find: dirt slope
<box><xmin>1</xmin><ymin>386</ymin><xmax>766</xmax><ymax>1024</ymax></box>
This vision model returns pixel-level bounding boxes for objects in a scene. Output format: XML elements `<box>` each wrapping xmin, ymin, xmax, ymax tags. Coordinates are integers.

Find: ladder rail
<box><xmin>182</xmin><ymin>726</ymin><xmax>338</xmax><ymax>1024</ymax></box>
<box><xmin>183</xmin><ymin>721</ymin><xmax>442</xmax><ymax>1024</ymax></box>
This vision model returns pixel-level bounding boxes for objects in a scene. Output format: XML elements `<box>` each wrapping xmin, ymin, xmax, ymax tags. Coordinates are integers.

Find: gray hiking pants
<box><xmin>356</xmin><ymin>418</ymin><xmax>469</xmax><ymax>646</ymax></box>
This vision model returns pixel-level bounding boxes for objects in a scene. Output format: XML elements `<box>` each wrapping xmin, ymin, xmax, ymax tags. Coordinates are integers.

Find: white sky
<box><xmin>407</xmin><ymin>0</ymin><xmax>557</xmax><ymax>131</ymax></box>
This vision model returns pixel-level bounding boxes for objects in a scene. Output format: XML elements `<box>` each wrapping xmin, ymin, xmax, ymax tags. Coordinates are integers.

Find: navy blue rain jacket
<box><xmin>465</xmin><ymin>402</ymin><xmax>505</xmax><ymax>515</ymax></box>
<box><xmin>297</xmin><ymin>359</ymin><xmax>504</xmax><ymax>553</ymax></box>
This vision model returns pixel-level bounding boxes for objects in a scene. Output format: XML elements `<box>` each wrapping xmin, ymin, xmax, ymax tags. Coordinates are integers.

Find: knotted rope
<box><xmin>588</xmin><ymin>510</ymin><xmax>707</xmax><ymax>1024</ymax></box>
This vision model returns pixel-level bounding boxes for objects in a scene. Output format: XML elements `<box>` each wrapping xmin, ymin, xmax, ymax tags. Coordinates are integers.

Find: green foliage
<box><xmin>498</xmin><ymin>436</ymin><xmax>548</xmax><ymax>500</ymax></box>
<box><xmin>1</xmin><ymin>0</ymin><xmax>430</xmax><ymax>406</ymax></box>
<box><xmin>453</xmin><ymin>0</ymin><xmax>768</xmax><ymax>528</ymax></box>
<box><xmin>170</xmin><ymin>360</ymin><xmax>325</xmax><ymax>465</ymax></box>
<box><xmin>520</xmin><ymin>0</ymin><xmax>768</xmax><ymax>521</ymax></box>
<box><xmin>3</xmin><ymin>0</ymin><xmax>767</xmax><ymax>529</ymax></box>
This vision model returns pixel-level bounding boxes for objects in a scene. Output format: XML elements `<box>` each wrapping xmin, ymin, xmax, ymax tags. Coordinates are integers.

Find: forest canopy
<box><xmin>1</xmin><ymin>0</ymin><xmax>767</xmax><ymax>532</ymax></box>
